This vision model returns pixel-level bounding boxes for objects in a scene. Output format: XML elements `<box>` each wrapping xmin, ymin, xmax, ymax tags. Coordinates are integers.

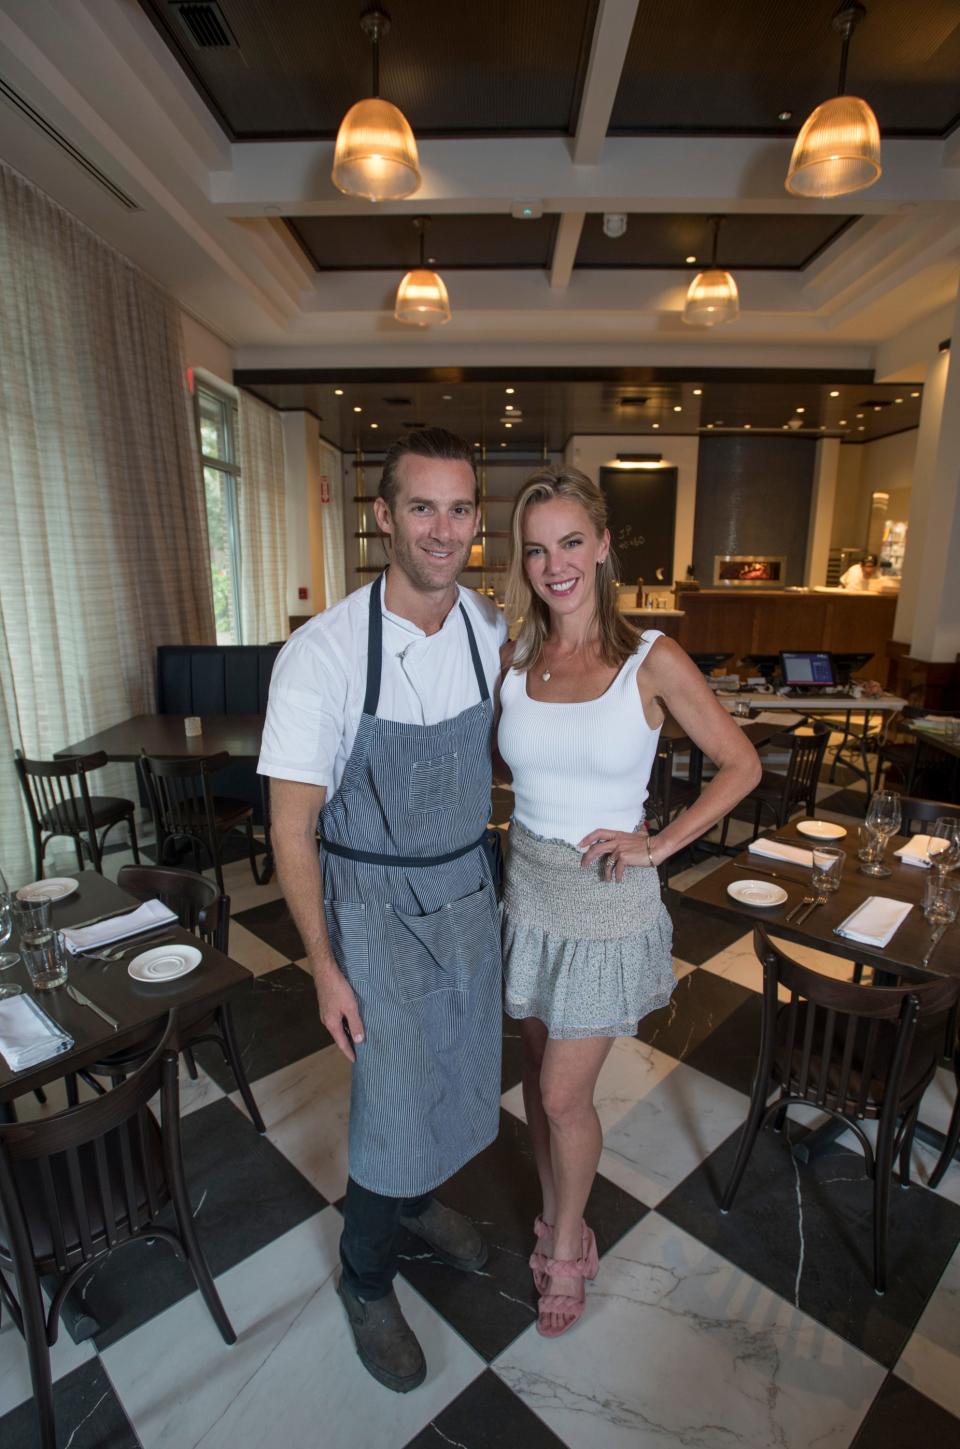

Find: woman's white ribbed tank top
<box><xmin>498</xmin><ymin>631</ymin><xmax>664</xmax><ymax>847</ymax></box>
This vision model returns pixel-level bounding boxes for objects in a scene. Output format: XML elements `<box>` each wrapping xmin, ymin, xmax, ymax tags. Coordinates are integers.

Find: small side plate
<box><xmin>128</xmin><ymin>944</ymin><xmax>202</xmax><ymax>982</ymax></box>
<box><xmin>727</xmin><ymin>880</ymin><xmax>789</xmax><ymax>908</ymax></box>
<box><xmin>17</xmin><ymin>877</ymin><xmax>79</xmax><ymax>903</ymax></box>
<box><xmin>797</xmin><ymin>820</ymin><xmax>847</xmax><ymax>841</ymax></box>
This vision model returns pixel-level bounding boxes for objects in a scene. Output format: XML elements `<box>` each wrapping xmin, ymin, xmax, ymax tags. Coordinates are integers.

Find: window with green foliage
<box><xmin>196</xmin><ymin>386</ymin><xmax>242</xmax><ymax>644</ymax></box>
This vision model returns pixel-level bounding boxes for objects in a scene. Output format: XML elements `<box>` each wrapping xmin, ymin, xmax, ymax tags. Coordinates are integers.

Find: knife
<box><xmin>732</xmin><ymin>862</ymin><xmax>800</xmax><ymax>882</ymax></box>
<box><xmin>922</xmin><ymin>921</ymin><xmax>949</xmax><ymax>968</ymax></box>
<box><xmin>66</xmin><ymin>984</ymin><xmax>119</xmax><ymax>1031</ymax></box>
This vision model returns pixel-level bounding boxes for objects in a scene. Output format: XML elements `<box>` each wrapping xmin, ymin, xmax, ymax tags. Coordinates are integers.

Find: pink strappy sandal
<box><xmin>536</xmin><ymin>1251</ymin><xmax>592</xmax><ymax>1338</ymax></box>
<box><xmin>530</xmin><ymin>1216</ymin><xmax>599</xmax><ymax>1293</ymax></box>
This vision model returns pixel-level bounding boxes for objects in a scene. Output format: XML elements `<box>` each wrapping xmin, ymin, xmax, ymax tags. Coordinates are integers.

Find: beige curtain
<box><xmin>0</xmin><ymin>163</ymin><xmax>215</xmax><ymax>886</ymax></box>
<box><xmin>237</xmin><ymin>392</ymin><xmax>287</xmax><ymax>643</ymax></box>
<box><xmin>319</xmin><ymin>436</ymin><xmax>347</xmax><ymax>608</ymax></box>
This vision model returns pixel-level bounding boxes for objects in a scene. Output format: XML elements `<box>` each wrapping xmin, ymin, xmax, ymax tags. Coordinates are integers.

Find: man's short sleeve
<box><xmin>257</xmin><ymin>627</ymin><xmax>349</xmax><ymax>789</ymax></box>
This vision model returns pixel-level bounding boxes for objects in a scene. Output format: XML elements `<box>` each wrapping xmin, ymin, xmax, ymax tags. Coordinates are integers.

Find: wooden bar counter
<box><xmin>674</xmin><ymin>589</ymin><xmax>898</xmax><ymax>684</ymax></box>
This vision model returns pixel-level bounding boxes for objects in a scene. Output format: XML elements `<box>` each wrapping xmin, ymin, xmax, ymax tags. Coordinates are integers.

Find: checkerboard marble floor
<box><xmin>2</xmin><ymin>761</ymin><xmax>959</xmax><ymax>1449</ymax></box>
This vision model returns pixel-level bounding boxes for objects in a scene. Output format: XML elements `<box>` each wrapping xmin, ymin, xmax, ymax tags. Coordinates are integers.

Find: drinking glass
<box><xmin>857</xmin><ymin>823</ymin><xmax>881</xmax><ymax>864</ymax></box>
<box><xmin>923</xmin><ymin>875</ymin><xmax>960</xmax><ymax>925</ymax></box>
<box><xmin>812</xmin><ymin>846</ymin><xmax>845</xmax><ymax>893</ymax></box>
<box><xmin>861</xmin><ymin>791</ymin><xmax>902</xmax><ymax>878</ymax></box>
<box><xmin>20</xmin><ymin>932</ymin><xmax>68</xmax><ymax>992</ymax></box>
<box><xmin>11</xmin><ymin>895</ymin><xmax>53</xmax><ymax>945</ymax></box>
<box><xmin>0</xmin><ymin>867</ymin><xmax>22</xmax><ymax>993</ymax></box>
<box><xmin>925</xmin><ymin>816</ymin><xmax>960</xmax><ymax>881</ymax></box>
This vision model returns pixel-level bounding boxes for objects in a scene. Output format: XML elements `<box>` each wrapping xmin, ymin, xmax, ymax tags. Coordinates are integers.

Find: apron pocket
<box><xmin>407</xmin><ymin>752</ymin><xmax>460</xmax><ymax>813</ymax></box>
<box><xmin>324</xmin><ymin>899</ymin><xmax>369</xmax><ymax>982</ymax></box>
<box><xmin>388</xmin><ymin>882</ymin><xmax>497</xmax><ymax>1000</ymax></box>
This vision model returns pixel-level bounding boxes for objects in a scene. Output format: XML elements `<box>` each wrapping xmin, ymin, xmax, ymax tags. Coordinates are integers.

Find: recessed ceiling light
<box><xmin>505</xmin><ymin>404</ymin><xmax>514</xmax><ymax>412</ymax></box>
<box><xmin>474</xmin><ymin>441</ymin><xmax>480</xmax><ymax>447</ymax></box>
<box><xmin>857</xmin><ymin>425</ymin><xmax>865</xmax><ymax>431</ymax></box>
<box><xmin>692</xmin><ymin>388</ymin><xmax>703</xmax><ymax>396</ymax></box>
<box><xmin>505</xmin><ymin>387</ymin><xmax>515</xmax><ymax>395</ymax></box>
<box><xmin>782</xmin><ymin>424</ymin><xmax>789</xmax><ymax>430</ymax></box>
<box><xmin>796</xmin><ymin>406</ymin><xmax>805</xmax><ymax>413</ymax></box>
<box><xmin>874</xmin><ymin>406</ymin><xmax>882</xmax><ymax>412</ymax></box>
<box><xmin>856</xmin><ymin>413</ymin><xmax>864</xmax><ymax>419</ymax></box>
<box><xmin>353</xmin><ymin>405</ymin><xmax>362</xmax><ymax>413</ymax></box>
<box><xmin>500</xmin><ymin>441</ymin><xmax>507</xmax><ymax>447</ymax></box>
<box><xmin>686</xmin><ymin>255</ymin><xmax>697</xmax><ymax>264</ymax></box>
<box><xmin>911</xmin><ymin>391</ymin><xmax>920</xmax><ymax>397</ymax></box>
<box><xmin>504</xmin><ymin>422</ymin><xmax>512</xmax><ymax>428</ymax></box>
<box><xmin>820</xmin><ymin>424</ymin><xmax>826</xmax><ymax>430</ymax></box>
<box><xmin>778</xmin><ymin>109</ymin><xmax>793</xmax><ymax>121</ymax></box>
<box><xmin>334</xmin><ymin>388</ymin><xmax>344</xmax><ymax>396</ymax></box>
<box><xmin>743</xmin><ymin>423</ymin><xmax>752</xmax><ymax>429</ymax></box>
<box><xmin>370</xmin><ymin>422</ymin><xmax>379</xmax><ymax>429</ymax></box>
<box><xmin>673</xmin><ymin>405</ymin><xmax>682</xmax><ymax>412</ymax></box>
<box><xmin>652</xmin><ymin>422</ymin><xmax>660</xmax><ymax>429</ymax></box>
<box><xmin>706</xmin><ymin>423</ymin><xmax>714</xmax><ymax>429</ymax></box>
<box><xmin>442</xmin><ymin>394</ymin><xmax>452</xmax><ymax>401</ymax></box>
<box><xmin>895</xmin><ymin>397</ymin><xmax>903</xmax><ymax>403</ymax></box>
<box><xmin>839</xmin><ymin>418</ymin><xmax>848</xmax><ymax>425</ymax></box>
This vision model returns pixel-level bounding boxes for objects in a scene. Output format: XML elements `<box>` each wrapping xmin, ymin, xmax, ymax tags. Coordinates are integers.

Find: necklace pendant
<box><xmin>542</xmin><ymin>670</ymin><xmax>551</xmax><ymax>682</ymax></box>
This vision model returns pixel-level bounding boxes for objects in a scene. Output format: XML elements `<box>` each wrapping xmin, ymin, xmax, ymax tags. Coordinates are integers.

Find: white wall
<box><xmin>858</xmin><ymin>429</ymin><xmax>917</xmax><ymax>530</ymax></box>
<box><xmin>565</xmin><ymin>435</ymin><xmax>699</xmax><ymax>599</ymax></box>
<box><xmin>180</xmin><ymin>310</ymin><xmax>233</xmax><ymax>384</ymax></box>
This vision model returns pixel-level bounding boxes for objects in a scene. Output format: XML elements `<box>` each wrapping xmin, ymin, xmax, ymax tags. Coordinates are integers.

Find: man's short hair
<box><xmin>378</xmin><ymin>428</ymin><xmax>478</xmax><ymax>512</ymax></box>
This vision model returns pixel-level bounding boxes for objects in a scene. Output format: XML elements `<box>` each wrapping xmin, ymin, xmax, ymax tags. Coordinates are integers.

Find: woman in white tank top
<box><xmin>497</xmin><ymin>465</ymin><xmax>760</xmax><ymax>1340</ymax></box>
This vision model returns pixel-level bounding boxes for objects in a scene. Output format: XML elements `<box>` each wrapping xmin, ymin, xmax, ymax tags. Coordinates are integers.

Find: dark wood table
<box><xmin>670</xmin><ymin>818</ymin><xmax>959</xmax><ymax>1168</ymax></box>
<box><xmin>57</xmin><ymin>714</ymin><xmax>274</xmax><ymax>881</ymax></box>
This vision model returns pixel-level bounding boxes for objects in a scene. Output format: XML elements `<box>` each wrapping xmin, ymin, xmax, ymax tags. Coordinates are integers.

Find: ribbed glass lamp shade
<box><xmin>785</xmin><ymin>95</ymin><xmax>881</xmax><ymax>198</ymax></box>
<box><xmin>682</xmin><ymin>269</ymin><xmax>740</xmax><ymax>327</ymax></box>
<box><xmin>332</xmin><ymin>98</ymin><xmax>421</xmax><ymax>201</ymax></box>
<box><xmin>394</xmin><ymin>268</ymin><xmax>452</xmax><ymax>326</ymax></box>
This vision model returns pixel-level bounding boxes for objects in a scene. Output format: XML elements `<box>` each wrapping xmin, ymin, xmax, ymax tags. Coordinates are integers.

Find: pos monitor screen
<box><xmin>780</xmin><ymin>651</ymin><xmax>835</xmax><ymax>689</ymax></box>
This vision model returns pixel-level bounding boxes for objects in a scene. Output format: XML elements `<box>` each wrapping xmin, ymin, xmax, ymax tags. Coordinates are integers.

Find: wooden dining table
<box><xmin>670</xmin><ymin>818</ymin><xmax>959</xmax><ymax>1170</ymax></box>
<box><xmin>56</xmin><ymin>713</ymin><xmax>275</xmax><ymax>881</ymax></box>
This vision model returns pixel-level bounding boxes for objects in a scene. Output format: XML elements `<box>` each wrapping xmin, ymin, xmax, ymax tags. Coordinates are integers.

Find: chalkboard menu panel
<box><xmin>599</xmin><ymin>466</ymin><xmax>677</xmax><ymax>587</ymax></box>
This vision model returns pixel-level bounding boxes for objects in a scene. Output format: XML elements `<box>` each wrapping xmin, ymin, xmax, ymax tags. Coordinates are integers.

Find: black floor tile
<box><xmin>636</xmin><ymin>966</ymin><xmax>753</xmax><ymax>1062</ymax></box>
<box><xmin>84</xmin><ymin>1098</ymin><xmax>326</xmax><ymax>1350</ymax></box>
<box><xmin>659</xmin><ymin>1126</ymin><xmax>960</xmax><ymax>1368</ymax></box>
<box><xmin>396</xmin><ymin>1108</ymin><xmax>648</xmax><ymax>1361</ymax></box>
<box><xmin>403</xmin><ymin>1369</ymin><xmax>567</xmax><ymax>1449</ymax></box>
<box><xmin>0</xmin><ymin>1356</ymin><xmax>141</xmax><ymax>1449</ymax></box>
<box><xmin>233</xmin><ymin>895</ymin><xmax>305</xmax><ymax>960</ymax></box>
<box><xmin>683</xmin><ymin>993</ymin><xmax>765</xmax><ymax>1094</ymax></box>
<box><xmin>850</xmin><ymin>1374</ymin><xmax>960</xmax><ymax>1447</ymax></box>
<box><xmin>194</xmin><ymin>964</ymin><xmax>332</xmax><ymax>1089</ymax></box>
<box><xmin>666</xmin><ymin>896</ymin><xmax>750</xmax><ymax>966</ymax></box>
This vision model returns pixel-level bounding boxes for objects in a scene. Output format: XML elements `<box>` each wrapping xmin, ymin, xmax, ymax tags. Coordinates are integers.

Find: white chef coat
<box><xmin>840</xmin><ymin>563</ymin><xmax>875</xmax><ymax>590</ymax></box>
<box><xmin>258</xmin><ymin>579</ymin><xmax>507</xmax><ymax>797</ymax></box>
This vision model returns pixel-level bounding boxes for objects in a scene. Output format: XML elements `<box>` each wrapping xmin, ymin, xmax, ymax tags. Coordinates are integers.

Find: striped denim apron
<box><xmin>319</xmin><ymin>575</ymin><xmax>503</xmax><ymax>1197</ymax></box>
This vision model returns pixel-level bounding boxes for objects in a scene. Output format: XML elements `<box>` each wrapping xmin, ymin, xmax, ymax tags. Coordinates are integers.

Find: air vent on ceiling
<box><xmin>859</xmin><ymin>399</ymin><xmax>892</xmax><ymax>409</ymax></box>
<box><xmin>617</xmin><ymin>395</ymin><xmax>649</xmax><ymax>408</ymax></box>
<box><xmin>0</xmin><ymin>76</ymin><xmax>142</xmax><ymax>211</ymax></box>
<box><xmin>170</xmin><ymin>2</ymin><xmax>239</xmax><ymax>49</ymax></box>
<box><xmin>383</xmin><ymin>397</ymin><xmax>414</xmax><ymax>407</ymax></box>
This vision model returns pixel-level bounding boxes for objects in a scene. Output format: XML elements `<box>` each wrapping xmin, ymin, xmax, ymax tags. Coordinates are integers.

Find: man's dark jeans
<box><xmin>339</xmin><ymin>1176</ymin><xmax>432</xmax><ymax>1301</ymax></box>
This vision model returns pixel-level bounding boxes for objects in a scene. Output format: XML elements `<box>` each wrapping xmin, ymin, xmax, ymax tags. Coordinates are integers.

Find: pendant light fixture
<box><xmin>332</xmin><ymin>7</ymin><xmax>421</xmax><ymax>202</ymax></box>
<box><xmin>682</xmin><ymin>217</ymin><xmax>739</xmax><ymax>327</ymax></box>
<box><xmin>394</xmin><ymin>218</ymin><xmax>452</xmax><ymax>327</ymax></box>
<box><xmin>786</xmin><ymin>3</ymin><xmax>881</xmax><ymax>198</ymax></box>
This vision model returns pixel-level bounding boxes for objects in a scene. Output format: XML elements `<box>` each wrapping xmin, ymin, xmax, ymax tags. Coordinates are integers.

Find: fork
<box><xmin>785</xmin><ymin>894</ymin><xmax>815</xmax><ymax>923</ymax></box>
<box><xmin>795</xmin><ymin>894</ymin><xmax>829</xmax><ymax>925</ymax></box>
<box><xmin>79</xmin><ymin>931</ymin><xmax>177</xmax><ymax>963</ymax></box>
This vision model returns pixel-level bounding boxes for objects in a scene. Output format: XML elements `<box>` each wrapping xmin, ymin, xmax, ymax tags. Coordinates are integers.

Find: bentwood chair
<box><xmin>139</xmin><ymin>750</ymin><xmax>258</xmax><ymax>894</ymax></box>
<box><xmin>0</xmin><ymin>1012</ymin><xmax>235</xmax><ymax>1449</ymax></box>
<box><xmin>14</xmin><ymin>750</ymin><xmax>139</xmax><ymax>880</ymax></box>
<box><xmin>721</xmin><ymin>928</ymin><xmax>960</xmax><ymax>1293</ymax></box>
<box><xmin>718</xmin><ymin>723</ymin><xmax>830</xmax><ymax>847</ymax></box>
<box><xmin>73</xmin><ymin>866</ymin><xmax>265</xmax><ymax>1134</ymax></box>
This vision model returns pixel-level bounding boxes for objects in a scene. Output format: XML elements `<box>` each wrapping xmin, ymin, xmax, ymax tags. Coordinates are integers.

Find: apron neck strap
<box><xmin>364</xmin><ymin>572</ymin><xmax>490</xmax><ymax>715</ymax></box>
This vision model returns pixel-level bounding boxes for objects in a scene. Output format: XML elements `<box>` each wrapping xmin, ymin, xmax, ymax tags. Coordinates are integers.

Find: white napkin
<box><xmin>835</xmin><ymin>897</ymin><xmax>913</xmax><ymax>948</ymax></box>
<box><xmin>752</xmin><ymin>710</ymin><xmax>804</xmax><ymax>728</ymax></box>
<box><xmin>893</xmin><ymin>834</ymin><xmax>948</xmax><ymax>869</ymax></box>
<box><xmin>0</xmin><ymin>994</ymin><xmax>74</xmax><ymax>1071</ymax></box>
<box><xmin>748</xmin><ymin>838</ymin><xmax>814</xmax><ymax>867</ymax></box>
<box><xmin>60</xmin><ymin>899</ymin><xmax>177</xmax><ymax>956</ymax></box>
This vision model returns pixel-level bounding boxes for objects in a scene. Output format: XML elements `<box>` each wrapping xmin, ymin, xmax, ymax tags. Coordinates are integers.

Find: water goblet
<box><xmin>861</xmin><ymin>791</ymin><xmax>901</xmax><ymax>878</ymax></box>
<box><xmin>925</xmin><ymin>816</ymin><xmax>960</xmax><ymax>881</ymax></box>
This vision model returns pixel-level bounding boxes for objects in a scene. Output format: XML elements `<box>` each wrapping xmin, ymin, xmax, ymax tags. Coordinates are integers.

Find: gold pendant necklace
<box><xmin>542</xmin><ymin>669</ymin><xmax>551</xmax><ymax>682</ymax></box>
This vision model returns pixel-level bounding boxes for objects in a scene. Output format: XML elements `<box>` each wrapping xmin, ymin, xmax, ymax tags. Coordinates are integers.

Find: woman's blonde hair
<box><xmin>505</xmin><ymin>465</ymin><xmax>639</xmax><ymax>671</ymax></box>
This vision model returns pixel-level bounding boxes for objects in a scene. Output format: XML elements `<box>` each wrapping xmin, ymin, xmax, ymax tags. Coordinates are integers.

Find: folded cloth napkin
<box><xmin>835</xmin><ymin>897</ymin><xmax>913</xmax><ymax>948</ymax></box>
<box><xmin>748</xmin><ymin>838</ymin><xmax>814</xmax><ymax>867</ymax></box>
<box><xmin>751</xmin><ymin>710</ymin><xmax>805</xmax><ymax>728</ymax></box>
<box><xmin>61</xmin><ymin>899</ymin><xmax>178</xmax><ymax>956</ymax></box>
<box><xmin>0</xmin><ymin>994</ymin><xmax>74</xmax><ymax>1072</ymax></box>
<box><xmin>893</xmin><ymin>834</ymin><xmax>948</xmax><ymax>869</ymax></box>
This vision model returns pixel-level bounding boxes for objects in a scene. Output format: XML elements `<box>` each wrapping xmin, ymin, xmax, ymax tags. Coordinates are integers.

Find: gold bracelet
<box><xmin>645</xmin><ymin>836</ymin><xmax>656</xmax><ymax>868</ymax></box>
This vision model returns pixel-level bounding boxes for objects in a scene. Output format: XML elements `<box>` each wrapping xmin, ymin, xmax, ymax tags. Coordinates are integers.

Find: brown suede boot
<box><xmin>336</xmin><ymin>1273</ymin><xmax>426</xmax><ymax>1393</ymax></box>
<box><xmin>398</xmin><ymin>1199</ymin><xmax>488</xmax><ymax>1272</ymax></box>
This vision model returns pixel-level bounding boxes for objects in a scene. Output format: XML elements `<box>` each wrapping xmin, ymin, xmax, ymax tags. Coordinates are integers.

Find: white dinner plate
<box><xmin>128</xmin><ymin>944</ymin><xmax>202</xmax><ymax>982</ymax></box>
<box><xmin>796</xmin><ymin>820</ymin><xmax>847</xmax><ymax>841</ymax></box>
<box><xmin>727</xmin><ymin>880</ymin><xmax>788</xmax><ymax>908</ymax></box>
<box><xmin>17</xmin><ymin>877</ymin><xmax>78</xmax><ymax>903</ymax></box>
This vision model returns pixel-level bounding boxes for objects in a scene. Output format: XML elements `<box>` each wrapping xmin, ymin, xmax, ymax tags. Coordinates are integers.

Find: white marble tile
<box><xmin>223</xmin><ymin>919</ymin><xmax>289</xmax><ymax>976</ymax></box>
<box><xmin>0</xmin><ymin>1271</ymin><xmax>95</xmax><ymax>1416</ymax></box>
<box><xmin>895</xmin><ymin>1240</ymin><xmax>960</xmax><ymax>1418</ymax></box>
<box><xmin>667</xmin><ymin>856</ymin><xmax>725</xmax><ymax>894</ymax></box>
<box><xmin>228</xmin><ymin>1047</ymin><xmax>352</xmax><ymax>1203</ymax></box>
<box><xmin>596</xmin><ymin>1046</ymin><xmax>750</xmax><ymax>1206</ymax></box>
<box><xmin>698</xmin><ymin>930</ymin><xmax>859</xmax><ymax>1000</ymax></box>
<box><xmin>495</xmin><ymin>1212</ymin><xmax>884</xmax><ymax>1449</ymax></box>
<box><xmin>102</xmin><ymin>1207</ymin><xmax>484</xmax><ymax>1449</ymax></box>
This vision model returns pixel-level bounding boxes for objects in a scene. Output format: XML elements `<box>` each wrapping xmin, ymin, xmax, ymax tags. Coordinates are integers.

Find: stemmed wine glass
<box><xmin>860</xmin><ymin>790</ymin><xmax>902</xmax><ymax>878</ymax></box>
<box><xmin>925</xmin><ymin>816</ymin><xmax>960</xmax><ymax>881</ymax></box>
<box><xmin>0</xmin><ymin>866</ymin><xmax>23</xmax><ymax>998</ymax></box>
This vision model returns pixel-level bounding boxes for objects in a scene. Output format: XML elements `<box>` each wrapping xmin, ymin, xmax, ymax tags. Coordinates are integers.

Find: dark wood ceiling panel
<box><xmin>574</xmin><ymin>213</ymin><xmax>856</xmax><ymax>270</ymax></box>
<box><xmin>138</xmin><ymin>0</ymin><xmax>599</xmax><ymax>139</ymax></box>
<box><xmin>235</xmin><ymin>372</ymin><xmax>923</xmax><ymax>452</ymax></box>
<box><xmin>287</xmin><ymin>214</ymin><xmax>559</xmax><ymax>270</ymax></box>
<box><xmin>611</xmin><ymin>0</ymin><xmax>960</xmax><ymax>137</ymax></box>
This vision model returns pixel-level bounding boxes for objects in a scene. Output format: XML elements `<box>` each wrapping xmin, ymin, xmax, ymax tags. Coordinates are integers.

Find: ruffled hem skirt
<box><xmin>502</xmin><ymin>820</ymin><xmax>677</xmax><ymax>1041</ymax></box>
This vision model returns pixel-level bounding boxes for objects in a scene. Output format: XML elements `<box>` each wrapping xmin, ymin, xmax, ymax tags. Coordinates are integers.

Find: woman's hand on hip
<box><xmin>579</xmin><ymin>827</ymin><xmax>657</xmax><ymax>882</ymax></box>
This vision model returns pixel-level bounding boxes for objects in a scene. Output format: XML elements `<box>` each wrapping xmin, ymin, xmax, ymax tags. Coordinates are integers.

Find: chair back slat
<box><xmin>116</xmin><ymin>1118</ymin><xmax>144</xmax><ymax>1234</ymax></box>
<box><xmin>64</xmin><ymin>1146</ymin><xmax>94</xmax><ymax>1260</ymax></box>
<box><xmin>784</xmin><ymin>726</ymin><xmax>830</xmax><ymax>805</ymax></box>
<box><xmin>118</xmin><ymin>863</ymin><xmax>229</xmax><ymax>952</ymax></box>
<box><xmin>797</xmin><ymin>997</ymin><xmax>817</xmax><ymax>1096</ymax></box>
<box><xmin>91</xmin><ymin>1135</ymin><xmax>118</xmax><ymax>1251</ymax></box>
<box><xmin>136</xmin><ymin>1107</ymin><xmax>162</xmax><ymax>1219</ymax></box>
<box><xmin>835</xmin><ymin>1012</ymin><xmax>859</xmax><ymax>1105</ymax></box>
<box><xmin>815</xmin><ymin>1008</ymin><xmax>838</xmax><ymax>1105</ymax></box>
<box><xmin>37</xmin><ymin>1158</ymin><xmax>70</xmax><ymax>1273</ymax></box>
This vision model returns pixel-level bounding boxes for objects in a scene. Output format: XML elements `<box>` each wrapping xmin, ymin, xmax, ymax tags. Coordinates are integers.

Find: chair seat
<box><xmin>0</xmin><ymin>1116</ymin><xmax>166</xmax><ymax>1266</ymax></box>
<box><xmin>40</xmin><ymin>795</ymin><xmax>133</xmax><ymax>834</ymax></box>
